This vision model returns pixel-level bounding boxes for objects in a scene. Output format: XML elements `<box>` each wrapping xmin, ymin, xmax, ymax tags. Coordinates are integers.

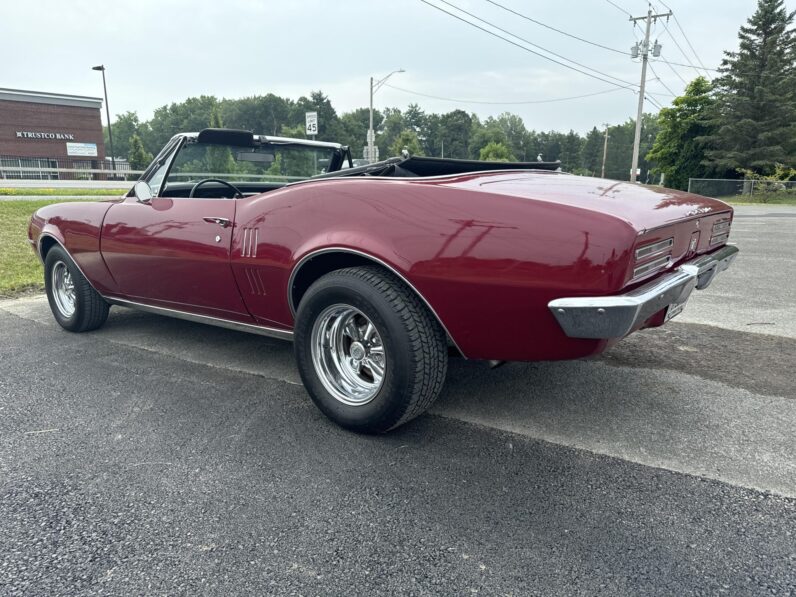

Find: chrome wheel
<box><xmin>310</xmin><ymin>304</ymin><xmax>386</xmax><ymax>406</ymax></box>
<box><xmin>51</xmin><ymin>260</ymin><xmax>76</xmax><ymax>318</ymax></box>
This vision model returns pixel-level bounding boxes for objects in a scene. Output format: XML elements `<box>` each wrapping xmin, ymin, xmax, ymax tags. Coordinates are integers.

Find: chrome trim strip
<box><xmin>635</xmin><ymin>237</ymin><xmax>673</xmax><ymax>260</ymax></box>
<box><xmin>548</xmin><ymin>244</ymin><xmax>739</xmax><ymax>339</ymax></box>
<box><xmin>37</xmin><ymin>233</ymin><xmax>105</xmax><ymax>296</ymax></box>
<box><xmin>180</xmin><ymin>131</ymin><xmax>343</xmax><ymax>150</ymax></box>
<box><xmin>287</xmin><ymin>246</ymin><xmax>467</xmax><ymax>358</ymax></box>
<box><xmin>104</xmin><ymin>297</ymin><xmax>294</xmax><ymax>341</ymax></box>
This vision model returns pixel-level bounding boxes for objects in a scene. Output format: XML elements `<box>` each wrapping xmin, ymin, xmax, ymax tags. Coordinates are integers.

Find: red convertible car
<box><xmin>29</xmin><ymin>128</ymin><xmax>738</xmax><ymax>432</ymax></box>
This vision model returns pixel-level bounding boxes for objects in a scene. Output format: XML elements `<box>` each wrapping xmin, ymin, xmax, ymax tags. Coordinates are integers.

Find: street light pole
<box><xmin>367</xmin><ymin>69</ymin><xmax>404</xmax><ymax>163</ymax></box>
<box><xmin>92</xmin><ymin>65</ymin><xmax>116</xmax><ymax>174</ymax></box>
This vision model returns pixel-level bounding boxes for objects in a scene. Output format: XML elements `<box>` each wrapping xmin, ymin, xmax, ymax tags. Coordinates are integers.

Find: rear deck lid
<box><xmin>449</xmin><ymin>171</ymin><xmax>731</xmax><ymax>232</ymax></box>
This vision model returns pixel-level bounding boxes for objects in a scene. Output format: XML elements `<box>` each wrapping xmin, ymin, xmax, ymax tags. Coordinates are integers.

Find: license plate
<box><xmin>665</xmin><ymin>301</ymin><xmax>687</xmax><ymax>322</ymax></box>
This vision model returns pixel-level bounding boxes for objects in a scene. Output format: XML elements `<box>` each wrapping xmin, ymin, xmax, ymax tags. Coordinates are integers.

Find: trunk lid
<box><xmin>442</xmin><ymin>170</ymin><xmax>734</xmax><ymax>287</ymax></box>
<box><xmin>455</xmin><ymin>170</ymin><xmax>732</xmax><ymax>231</ymax></box>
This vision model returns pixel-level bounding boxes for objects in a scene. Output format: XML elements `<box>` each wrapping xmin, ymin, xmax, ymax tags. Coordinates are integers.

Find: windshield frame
<box><xmin>138</xmin><ymin>131</ymin><xmax>348</xmax><ymax>197</ymax></box>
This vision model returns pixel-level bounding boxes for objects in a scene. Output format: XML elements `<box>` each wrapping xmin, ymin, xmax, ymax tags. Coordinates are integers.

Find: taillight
<box><xmin>633</xmin><ymin>237</ymin><xmax>673</xmax><ymax>280</ymax></box>
<box><xmin>710</xmin><ymin>218</ymin><xmax>731</xmax><ymax>246</ymax></box>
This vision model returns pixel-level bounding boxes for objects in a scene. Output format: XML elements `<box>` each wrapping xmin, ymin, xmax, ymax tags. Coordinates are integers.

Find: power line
<box><xmin>484</xmin><ymin>0</ymin><xmax>626</xmax><ymax>54</ymax></box>
<box><xmin>604</xmin><ymin>0</ymin><xmax>632</xmax><ymax>17</ymax></box>
<box><xmin>648</xmin><ymin>61</ymin><xmax>677</xmax><ymax>96</ymax></box>
<box><xmin>644</xmin><ymin>94</ymin><xmax>664</xmax><ymax>110</ymax></box>
<box><xmin>654</xmin><ymin>58</ymin><xmax>717</xmax><ymax>72</ymax></box>
<box><xmin>657</xmin><ymin>0</ymin><xmax>711</xmax><ymax>76</ymax></box>
<box><xmin>383</xmin><ymin>83</ymin><xmax>627</xmax><ymax>104</ymax></box>
<box><xmin>657</xmin><ymin>57</ymin><xmax>689</xmax><ymax>85</ymax></box>
<box><xmin>432</xmin><ymin>0</ymin><xmax>639</xmax><ymax>88</ymax></box>
<box><xmin>419</xmin><ymin>0</ymin><xmax>639</xmax><ymax>90</ymax></box>
<box><xmin>652</xmin><ymin>59</ymin><xmax>789</xmax><ymax>81</ymax></box>
<box><xmin>660</xmin><ymin>19</ymin><xmax>710</xmax><ymax>79</ymax></box>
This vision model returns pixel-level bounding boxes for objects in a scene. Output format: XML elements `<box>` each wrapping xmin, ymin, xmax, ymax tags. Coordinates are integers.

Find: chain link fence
<box><xmin>688</xmin><ymin>178</ymin><xmax>796</xmax><ymax>201</ymax></box>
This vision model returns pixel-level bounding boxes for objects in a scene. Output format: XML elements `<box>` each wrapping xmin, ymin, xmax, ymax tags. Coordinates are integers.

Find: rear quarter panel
<box><xmin>234</xmin><ymin>177</ymin><xmax>638</xmax><ymax>361</ymax></box>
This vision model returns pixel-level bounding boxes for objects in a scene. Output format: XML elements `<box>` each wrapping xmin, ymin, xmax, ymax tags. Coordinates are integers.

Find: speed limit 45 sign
<box><xmin>305</xmin><ymin>112</ymin><xmax>318</xmax><ymax>136</ymax></box>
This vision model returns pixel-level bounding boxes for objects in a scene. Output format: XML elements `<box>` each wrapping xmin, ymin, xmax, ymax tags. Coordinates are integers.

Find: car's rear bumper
<box><xmin>548</xmin><ymin>244</ymin><xmax>739</xmax><ymax>339</ymax></box>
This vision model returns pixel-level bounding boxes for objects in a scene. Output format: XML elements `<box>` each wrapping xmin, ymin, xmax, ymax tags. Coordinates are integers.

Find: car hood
<box><xmin>441</xmin><ymin>171</ymin><xmax>732</xmax><ymax>232</ymax></box>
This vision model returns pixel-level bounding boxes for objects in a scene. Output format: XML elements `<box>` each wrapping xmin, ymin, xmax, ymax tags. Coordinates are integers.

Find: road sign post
<box><xmin>305</xmin><ymin>112</ymin><xmax>318</xmax><ymax>137</ymax></box>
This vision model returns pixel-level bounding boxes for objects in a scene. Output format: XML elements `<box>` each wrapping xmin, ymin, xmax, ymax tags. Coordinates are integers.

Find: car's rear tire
<box><xmin>294</xmin><ymin>266</ymin><xmax>448</xmax><ymax>433</ymax></box>
<box><xmin>44</xmin><ymin>244</ymin><xmax>109</xmax><ymax>333</ymax></box>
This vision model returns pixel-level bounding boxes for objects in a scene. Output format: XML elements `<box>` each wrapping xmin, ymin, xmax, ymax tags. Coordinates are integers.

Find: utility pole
<box><xmin>601</xmin><ymin>123</ymin><xmax>610</xmax><ymax>178</ymax></box>
<box><xmin>629</xmin><ymin>6</ymin><xmax>670</xmax><ymax>183</ymax></box>
<box><xmin>367</xmin><ymin>69</ymin><xmax>404</xmax><ymax>163</ymax></box>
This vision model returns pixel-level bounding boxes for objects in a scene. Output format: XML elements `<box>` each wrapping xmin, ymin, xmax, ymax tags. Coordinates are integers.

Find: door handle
<box><xmin>203</xmin><ymin>216</ymin><xmax>231</xmax><ymax>228</ymax></box>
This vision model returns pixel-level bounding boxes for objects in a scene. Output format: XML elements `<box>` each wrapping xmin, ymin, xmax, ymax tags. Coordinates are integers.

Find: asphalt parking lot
<box><xmin>1</xmin><ymin>205</ymin><xmax>794</xmax><ymax>596</ymax></box>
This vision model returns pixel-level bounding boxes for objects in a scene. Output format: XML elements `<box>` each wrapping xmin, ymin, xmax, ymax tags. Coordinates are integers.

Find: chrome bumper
<box><xmin>548</xmin><ymin>244</ymin><xmax>739</xmax><ymax>339</ymax></box>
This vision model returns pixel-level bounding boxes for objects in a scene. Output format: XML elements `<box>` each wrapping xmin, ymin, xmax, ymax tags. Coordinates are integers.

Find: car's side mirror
<box><xmin>133</xmin><ymin>181</ymin><xmax>154</xmax><ymax>204</ymax></box>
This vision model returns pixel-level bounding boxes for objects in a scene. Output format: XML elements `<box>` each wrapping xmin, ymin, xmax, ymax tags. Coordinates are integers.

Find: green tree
<box><xmin>390</xmin><ymin>130</ymin><xmax>425</xmax><ymax>157</ymax></box>
<box><xmin>339</xmin><ymin>107</ymin><xmax>379</xmax><ymax>159</ymax></box>
<box><xmin>144</xmin><ymin>95</ymin><xmax>219</xmax><ymax>153</ymax></box>
<box><xmin>581</xmin><ymin>127</ymin><xmax>604</xmax><ymax>175</ymax></box>
<box><xmin>206</xmin><ymin>107</ymin><xmax>235</xmax><ymax>174</ymax></box>
<box><xmin>703</xmin><ymin>0</ymin><xmax>796</xmax><ymax>174</ymax></box>
<box><xmin>559</xmin><ymin>130</ymin><xmax>584</xmax><ymax>172</ymax></box>
<box><xmin>419</xmin><ymin>112</ymin><xmax>443</xmax><ymax>156</ymax></box>
<box><xmin>470</xmin><ymin>117</ymin><xmax>508</xmax><ymax>159</ymax></box>
<box><xmin>403</xmin><ymin>103</ymin><xmax>427</xmax><ymax>134</ymax></box>
<box><xmin>438</xmin><ymin>110</ymin><xmax>473</xmax><ymax>158</ymax></box>
<box><xmin>646</xmin><ymin>77</ymin><xmax>715</xmax><ymax>189</ymax></box>
<box><xmin>127</xmin><ymin>133</ymin><xmax>153</xmax><ymax>170</ymax></box>
<box><xmin>105</xmin><ymin>111</ymin><xmax>143</xmax><ymax>160</ymax></box>
<box><xmin>292</xmin><ymin>91</ymin><xmax>344</xmax><ymax>142</ymax></box>
<box><xmin>376</xmin><ymin>107</ymin><xmax>405</xmax><ymax>158</ymax></box>
<box><xmin>220</xmin><ymin>94</ymin><xmax>293</xmax><ymax>136</ymax></box>
<box><xmin>479</xmin><ymin>141</ymin><xmax>515</xmax><ymax>161</ymax></box>
<box><xmin>602</xmin><ymin>115</ymin><xmax>659</xmax><ymax>181</ymax></box>
<box><xmin>495</xmin><ymin>113</ymin><xmax>530</xmax><ymax>160</ymax></box>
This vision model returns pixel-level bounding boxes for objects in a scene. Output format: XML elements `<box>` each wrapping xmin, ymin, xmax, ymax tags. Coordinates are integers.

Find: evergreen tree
<box><xmin>127</xmin><ymin>133</ymin><xmax>153</xmax><ymax>171</ymax></box>
<box><xmin>703</xmin><ymin>0</ymin><xmax>796</xmax><ymax>174</ymax></box>
<box><xmin>647</xmin><ymin>77</ymin><xmax>715</xmax><ymax>190</ymax></box>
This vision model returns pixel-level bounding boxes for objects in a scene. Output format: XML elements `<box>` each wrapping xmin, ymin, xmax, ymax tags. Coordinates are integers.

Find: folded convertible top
<box><xmin>313</xmin><ymin>155</ymin><xmax>561</xmax><ymax>180</ymax></box>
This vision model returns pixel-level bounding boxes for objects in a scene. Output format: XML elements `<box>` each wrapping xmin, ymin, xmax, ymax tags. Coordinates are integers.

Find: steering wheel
<box><xmin>188</xmin><ymin>178</ymin><xmax>243</xmax><ymax>199</ymax></box>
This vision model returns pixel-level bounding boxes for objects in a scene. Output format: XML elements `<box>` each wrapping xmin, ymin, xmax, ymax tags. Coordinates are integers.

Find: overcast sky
<box><xmin>1</xmin><ymin>0</ymin><xmax>765</xmax><ymax>134</ymax></box>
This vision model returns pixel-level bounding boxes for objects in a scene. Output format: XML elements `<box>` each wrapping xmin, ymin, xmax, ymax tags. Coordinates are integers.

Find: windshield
<box><xmin>165</xmin><ymin>141</ymin><xmax>338</xmax><ymax>186</ymax></box>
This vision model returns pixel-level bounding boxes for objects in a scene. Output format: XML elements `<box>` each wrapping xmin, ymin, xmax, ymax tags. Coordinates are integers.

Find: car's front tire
<box><xmin>44</xmin><ymin>244</ymin><xmax>109</xmax><ymax>332</ymax></box>
<box><xmin>294</xmin><ymin>266</ymin><xmax>448</xmax><ymax>433</ymax></box>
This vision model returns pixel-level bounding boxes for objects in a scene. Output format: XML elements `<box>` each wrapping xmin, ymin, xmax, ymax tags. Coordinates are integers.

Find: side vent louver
<box><xmin>241</xmin><ymin>228</ymin><xmax>259</xmax><ymax>258</ymax></box>
<box><xmin>244</xmin><ymin>267</ymin><xmax>266</xmax><ymax>295</ymax></box>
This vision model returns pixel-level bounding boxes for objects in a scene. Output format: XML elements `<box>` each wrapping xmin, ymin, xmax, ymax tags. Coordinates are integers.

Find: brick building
<box><xmin>0</xmin><ymin>87</ymin><xmax>106</xmax><ymax>179</ymax></box>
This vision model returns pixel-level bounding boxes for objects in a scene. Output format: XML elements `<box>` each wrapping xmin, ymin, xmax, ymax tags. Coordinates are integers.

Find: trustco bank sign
<box><xmin>16</xmin><ymin>131</ymin><xmax>76</xmax><ymax>140</ymax></box>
